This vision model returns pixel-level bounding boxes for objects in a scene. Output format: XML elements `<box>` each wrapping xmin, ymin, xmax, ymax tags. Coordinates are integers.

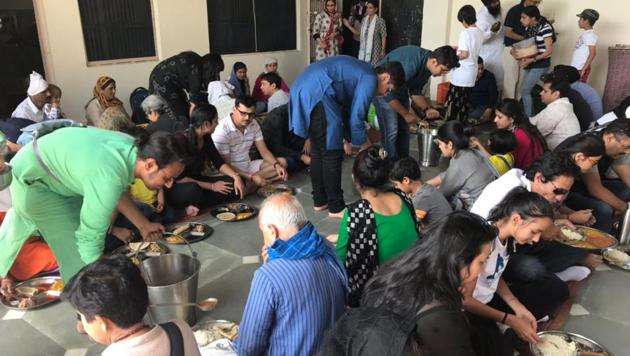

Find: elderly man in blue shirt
<box><xmin>373</xmin><ymin>45</ymin><xmax>460</xmax><ymax>161</ymax></box>
<box><xmin>236</xmin><ymin>193</ymin><xmax>347</xmax><ymax>356</ymax></box>
<box><xmin>289</xmin><ymin>55</ymin><xmax>404</xmax><ymax>217</ymax></box>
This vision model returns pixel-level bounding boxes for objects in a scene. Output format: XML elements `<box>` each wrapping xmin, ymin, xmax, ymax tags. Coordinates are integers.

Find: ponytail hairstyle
<box><xmin>187</xmin><ymin>103</ymin><xmax>218</xmax><ymax>148</ymax></box>
<box><xmin>135</xmin><ymin>131</ymin><xmax>192</xmax><ymax>168</ymax></box>
<box><xmin>436</xmin><ymin>120</ymin><xmax>473</xmax><ymax>152</ymax></box>
<box><xmin>353</xmin><ymin>145</ymin><xmax>392</xmax><ymax>190</ymax></box>
<box><xmin>497</xmin><ymin>98</ymin><xmax>549</xmax><ymax>153</ymax></box>
<box><xmin>487</xmin><ymin>187</ymin><xmax>554</xmax><ymax>223</ymax></box>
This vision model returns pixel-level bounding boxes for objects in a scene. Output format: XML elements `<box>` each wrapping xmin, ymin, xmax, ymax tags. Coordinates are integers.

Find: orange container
<box><xmin>436</xmin><ymin>82</ymin><xmax>450</xmax><ymax>106</ymax></box>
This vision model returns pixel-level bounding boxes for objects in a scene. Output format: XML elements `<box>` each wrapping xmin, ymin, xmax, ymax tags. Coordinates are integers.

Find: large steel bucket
<box><xmin>619</xmin><ymin>203</ymin><xmax>630</xmax><ymax>245</ymax></box>
<box><xmin>417</xmin><ymin>128</ymin><xmax>440</xmax><ymax>167</ymax></box>
<box><xmin>139</xmin><ymin>241</ymin><xmax>200</xmax><ymax>326</ymax></box>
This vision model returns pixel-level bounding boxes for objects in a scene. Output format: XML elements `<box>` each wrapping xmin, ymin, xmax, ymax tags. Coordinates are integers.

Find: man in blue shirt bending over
<box><xmin>236</xmin><ymin>193</ymin><xmax>347</xmax><ymax>356</ymax></box>
<box><xmin>373</xmin><ymin>45</ymin><xmax>459</xmax><ymax>161</ymax></box>
<box><xmin>289</xmin><ymin>56</ymin><xmax>404</xmax><ymax>218</ymax></box>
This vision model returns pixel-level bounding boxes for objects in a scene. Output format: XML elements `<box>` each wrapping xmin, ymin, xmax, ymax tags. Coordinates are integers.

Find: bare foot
<box><xmin>314</xmin><ymin>204</ymin><xmax>328</xmax><ymax>212</ymax></box>
<box><xmin>328</xmin><ymin>210</ymin><xmax>345</xmax><ymax>219</ymax></box>
<box><xmin>185</xmin><ymin>205</ymin><xmax>200</xmax><ymax>217</ymax></box>
<box><xmin>579</xmin><ymin>253</ymin><xmax>603</xmax><ymax>270</ymax></box>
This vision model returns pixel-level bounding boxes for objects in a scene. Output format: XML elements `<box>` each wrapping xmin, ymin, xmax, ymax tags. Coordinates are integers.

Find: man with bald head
<box><xmin>236</xmin><ymin>193</ymin><xmax>347</xmax><ymax>356</ymax></box>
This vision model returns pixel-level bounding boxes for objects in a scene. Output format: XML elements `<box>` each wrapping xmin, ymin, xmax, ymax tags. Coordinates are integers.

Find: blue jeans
<box><xmin>373</xmin><ymin>96</ymin><xmax>410</xmax><ymax>161</ymax></box>
<box><xmin>565</xmin><ymin>180</ymin><xmax>630</xmax><ymax>233</ymax></box>
<box><xmin>521</xmin><ymin>67</ymin><xmax>548</xmax><ymax>117</ymax></box>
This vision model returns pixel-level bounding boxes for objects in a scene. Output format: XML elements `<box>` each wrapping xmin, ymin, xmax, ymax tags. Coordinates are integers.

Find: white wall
<box><xmin>423</xmin><ymin>0</ymin><xmax>630</xmax><ymax>99</ymax></box>
<box><xmin>34</xmin><ymin>0</ymin><xmax>310</xmax><ymax>120</ymax></box>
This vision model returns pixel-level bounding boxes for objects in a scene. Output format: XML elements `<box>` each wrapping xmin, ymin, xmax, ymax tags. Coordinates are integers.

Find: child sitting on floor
<box><xmin>471</xmin><ymin>129</ymin><xmax>517</xmax><ymax>176</ymax></box>
<box><xmin>390</xmin><ymin>157</ymin><xmax>453</xmax><ymax>228</ymax></box>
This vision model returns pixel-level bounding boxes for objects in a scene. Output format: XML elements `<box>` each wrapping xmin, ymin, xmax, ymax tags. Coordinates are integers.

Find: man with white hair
<box><xmin>236</xmin><ymin>193</ymin><xmax>347</xmax><ymax>356</ymax></box>
<box><xmin>11</xmin><ymin>71</ymin><xmax>50</xmax><ymax>122</ymax></box>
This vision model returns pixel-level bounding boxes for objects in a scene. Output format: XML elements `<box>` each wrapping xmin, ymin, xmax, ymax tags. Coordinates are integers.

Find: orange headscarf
<box><xmin>93</xmin><ymin>76</ymin><xmax>123</xmax><ymax>109</ymax></box>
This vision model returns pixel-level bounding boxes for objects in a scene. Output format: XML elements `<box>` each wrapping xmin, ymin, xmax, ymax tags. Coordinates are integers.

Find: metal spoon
<box><xmin>149</xmin><ymin>297</ymin><xmax>218</xmax><ymax>312</ymax></box>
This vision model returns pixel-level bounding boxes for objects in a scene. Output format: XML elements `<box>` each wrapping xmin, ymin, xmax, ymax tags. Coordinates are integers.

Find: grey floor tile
<box><xmin>0</xmin><ymin>319</ymin><xmax>66</xmax><ymax>356</ymax></box>
<box><xmin>22</xmin><ymin>301</ymin><xmax>94</xmax><ymax>350</ymax></box>
<box><xmin>563</xmin><ymin>314</ymin><xmax>630</xmax><ymax>355</ymax></box>
<box><xmin>203</xmin><ymin>218</ymin><xmax>266</xmax><ymax>257</ymax></box>
<box><xmin>196</xmin><ymin>264</ymin><xmax>259</xmax><ymax>324</ymax></box>
<box><xmin>575</xmin><ymin>269</ymin><xmax>630</xmax><ymax>325</ymax></box>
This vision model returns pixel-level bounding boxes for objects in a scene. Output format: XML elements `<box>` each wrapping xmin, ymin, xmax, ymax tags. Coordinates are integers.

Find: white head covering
<box><xmin>264</xmin><ymin>57</ymin><xmax>278</xmax><ymax>73</ymax></box>
<box><xmin>27</xmin><ymin>71</ymin><xmax>49</xmax><ymax>96</ymax></box>
<box><xmin>207</xmin><ymin>80</ymin><xmax>234</xmax><ymax>105</ymax></box>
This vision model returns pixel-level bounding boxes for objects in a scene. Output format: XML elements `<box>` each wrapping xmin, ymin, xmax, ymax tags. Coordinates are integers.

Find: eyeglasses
<box><xmin>236</xmin><ymin>108</ymin><xmax>255</xmax><ymax>118</ymax></box>
<box><xmin>549</xmin><ymin>179</ymin><xmax>569</xmax><ymax>196</ymax></box>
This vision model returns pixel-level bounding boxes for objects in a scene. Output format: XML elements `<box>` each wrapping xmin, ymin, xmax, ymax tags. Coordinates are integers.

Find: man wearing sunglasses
<box><xmin>472</xmin><ymin>152</ymin><xmax>602</xmax><ymax>284</ymax></box>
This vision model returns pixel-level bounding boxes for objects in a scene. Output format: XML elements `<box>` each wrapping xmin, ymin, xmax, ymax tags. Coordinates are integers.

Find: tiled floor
<box><xmin>2</xmin><ymin>132</ymin><xmax>628</xmax><ymax>355</ymax></box>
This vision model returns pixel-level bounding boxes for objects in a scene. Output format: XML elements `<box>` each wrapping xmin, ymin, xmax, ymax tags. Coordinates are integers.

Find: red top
<box><xmin>513</xmin><ymin>127</ymin><xmax>544</xmax><ymax>169</ymax></box>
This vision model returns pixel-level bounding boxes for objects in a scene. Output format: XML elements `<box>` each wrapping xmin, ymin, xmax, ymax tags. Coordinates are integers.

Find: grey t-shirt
<box><xmin>412</xmin><ymin>184</ymin><xmax>453</xmax><ymax>227</ymax></box>
<box><xmin>267</xmin><ymin>90</ymin><xmax>290</xmax><ymax>113</ymax></box>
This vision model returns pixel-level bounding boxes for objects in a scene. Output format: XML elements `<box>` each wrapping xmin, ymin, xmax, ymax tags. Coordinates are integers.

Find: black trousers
<box><xmin>309</xmin><ymin>103</ymin><xmax>345</xmax><ymax>213</ymax></box>
<box><xmin>446</xmin><ymin>84</ymin><xmax>471</xmax><ymax>123</ymax></box>
<box><xmin>503</xmin><ymin>240</ymin><xmax>588</xmax><ymax>282</ymax></box>
<box><xmin>469</xmin><ymin>275</ymin><xmax>569</xmax><ymax>356</ymax></box>
<box><xmin>166</xmin><ymin>175</ymin><xmax>237</xmax><ymax>210</ymax></box>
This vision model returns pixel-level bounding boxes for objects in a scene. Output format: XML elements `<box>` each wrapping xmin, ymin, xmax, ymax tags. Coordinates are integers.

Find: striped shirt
<box><xmin>236</xmin><ymin>257</ymin><xmax>346</xmax><ymax>356</ymax></box>
<box><xmin>212</xmin><ymin>114</ymin><xmax>263</xmax><ymax>166</ymax></box>
<box><xmin>526</xmin><ymin>22</ymin><xmax>553</xmax><ymax>68</ymax></box>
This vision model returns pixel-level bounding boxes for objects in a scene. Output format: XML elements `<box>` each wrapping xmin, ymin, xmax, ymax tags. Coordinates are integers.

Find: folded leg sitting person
<box><xmin>212</xmin><ymin>95</ymin><xmax>288</xmax><ymax>193</ymax></box>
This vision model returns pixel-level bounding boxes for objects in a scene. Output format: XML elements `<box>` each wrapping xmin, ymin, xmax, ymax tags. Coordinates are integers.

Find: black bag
<box><xmin>161</xmin><ymin>322</ymin><xmax>185</xmax><ymax>356</ymax></box>
<box><xmin>130</xmin><ymin>87</ymin><xmax>151</xmax><ymax>124</ymax></box>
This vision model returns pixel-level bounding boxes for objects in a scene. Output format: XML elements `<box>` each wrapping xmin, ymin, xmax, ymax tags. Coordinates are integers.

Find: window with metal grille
<box><xmin>207</xmin><ymin>0</ymin><xmax>296</xmax><ymax>54</ymax></box>
<box><xmin>78</xmin><ymin>0</ymin><xmax>157</xmax><ymax>63</ymax></box>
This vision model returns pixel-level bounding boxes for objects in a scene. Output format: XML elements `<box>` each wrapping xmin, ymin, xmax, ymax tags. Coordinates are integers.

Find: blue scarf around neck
<box><xmin>267</xmin><ymin>222</ymin><xmax>348</xmax><ymax>289</ymax></box>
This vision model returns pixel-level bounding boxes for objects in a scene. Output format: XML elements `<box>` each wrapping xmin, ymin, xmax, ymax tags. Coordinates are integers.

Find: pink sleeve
<box><xmin>281</xmin><ymin>80</ymin><xmax>290</xmax><ymax>93</ymax></box>
<box><xmin>513</xmin><ymin>128</ymin><xmax>533</xmax><ymax>169</ymax></box>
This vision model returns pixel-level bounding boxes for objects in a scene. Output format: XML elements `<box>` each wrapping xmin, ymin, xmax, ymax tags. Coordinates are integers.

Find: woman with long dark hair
<box><xmin>334</xmin><ymin>145</ymin><xmax>419</xmax><ymax>307</ymax></box>
<box><xmin>426</xmin><ymin>121</ymin><xmax>499</xmax><ymax>210</ymax></box>
<box><xmin>165</xmin><ymin>103</ymin><xmax>245</xmax><ymax>216</ymax></box>
<box><xmin>494</xmin><ymin>98</ymin><xmax>547</xmax><ymax>169</ymax></box>
<box><xmin>464</xmin><ymin>187</ymin><xmax>568</xmax><ymax>356</ymax></box>
<box><xmin>554</xmin><ymin>133</ymin><xmax>604</xmax><ymax>173</ymax></box>
<box><xmin>321</xmin><ymin>211</ymin><xmax>494</xmax><ymax>355</ymax></box>
<box><xmin>149</xmin><ymin>51</ymin><xmax>224</xmax><ymax>128</ymax></box>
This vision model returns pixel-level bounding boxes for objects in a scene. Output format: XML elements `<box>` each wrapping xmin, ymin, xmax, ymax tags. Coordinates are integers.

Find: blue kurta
<box><xmin>288</xmin><ymin>56</ymin><xmax>377</xmax><ymax>150</ymax></box>
<box><xmin>378</xmin><ymin>46</ymin><xmax>432</xmax><ymax>103</ymax></box>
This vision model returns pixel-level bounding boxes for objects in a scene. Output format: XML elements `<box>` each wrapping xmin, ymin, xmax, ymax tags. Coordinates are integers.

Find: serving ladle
<box><xmin>149</xmin><ymin>297</ymin><xmax>218</xmax><ymax>312</ymax></box>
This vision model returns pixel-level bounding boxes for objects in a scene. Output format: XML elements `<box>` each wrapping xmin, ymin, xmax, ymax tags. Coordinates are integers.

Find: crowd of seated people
<box><xmin>0</xmin><ymin>2</ymin><xmax>628</xmax><ymax>356</ymax></box>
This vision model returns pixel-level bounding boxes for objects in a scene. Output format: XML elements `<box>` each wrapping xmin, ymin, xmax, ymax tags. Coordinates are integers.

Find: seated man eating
<box><xmin>212</xmin><ymin>95</ymin><xmax>288</xmax><ymax>191</ymax></box>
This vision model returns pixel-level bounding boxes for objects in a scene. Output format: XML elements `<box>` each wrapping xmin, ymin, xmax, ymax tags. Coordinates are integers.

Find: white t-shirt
<box><xmin>473</xmin><ymin>236</ymin><xmax>510</xmax><ymax>304</ymax></box>
<box><xmin>212</xmin><ymin>114</ymin><xmax>264</xmax><ymax>168</ymax></box>
<box><xmin>451</xmin><ymin>26</ymin><xmax>484</xmax><ymax>87</ymax></box>
<box><xmin>470</xmin><ymin>168</ymin><xmax>531</xmax><ymax>220</ymax></box>
<box><xmin>570</xmin><ymin>29</ymin><xmax>598</xmax><ymax>70</ymax></box>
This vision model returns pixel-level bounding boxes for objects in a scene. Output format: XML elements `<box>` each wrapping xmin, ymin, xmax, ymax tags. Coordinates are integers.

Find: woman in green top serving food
<box><xmin>0</xmin><ymin>127</ymin><xmax>190</xmax><ymax>284</ymax></box>
<box><xmin>335</xmin><ymin>145</ymin><xmax>419</xmax><ymax>307</ymax></box>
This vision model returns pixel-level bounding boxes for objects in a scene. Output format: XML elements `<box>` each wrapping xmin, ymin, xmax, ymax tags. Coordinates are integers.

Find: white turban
<box><xmin>264</xmin><ymin>57</ymin><xmax>278</xmax><ymax>72</ymax></box>
<box><xmin>27</xmin><ymin>71</ymin><xmax>49</xmax><ymax>96</ymax></box>
<box><xmin>207</xmin><ymin>80</ymin><xmax>234</xmax><ymax>105</ymax></box>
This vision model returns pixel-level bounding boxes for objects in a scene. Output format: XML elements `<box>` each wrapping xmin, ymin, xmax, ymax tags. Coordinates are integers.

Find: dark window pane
<box><xmin>78</xmin><ymin>0</ymin><xmax>156</xmax><ymax>62</ymax></box>
<box><xmin>254</xmin><ymin>0</ymin><xmax>296</xmax><ymax>52</ymax></box>
<box><xmin>207</xmin><ymin>0</ymin><xmax>255</xmax><ymax>54</ymax></box>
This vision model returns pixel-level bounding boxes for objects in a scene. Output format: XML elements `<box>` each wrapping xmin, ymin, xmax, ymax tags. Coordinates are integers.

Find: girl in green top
<box><xmin>335</xmin><ymin>145</ymin><xmax>419</xmax><ymax>306</ymax></box>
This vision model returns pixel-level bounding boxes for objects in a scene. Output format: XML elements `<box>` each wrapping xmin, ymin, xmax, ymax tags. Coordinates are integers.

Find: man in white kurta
<box><xmin>477</xmin><ymin>0</ymin><xmax>504</xmax><ymax>95</ymax></box>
